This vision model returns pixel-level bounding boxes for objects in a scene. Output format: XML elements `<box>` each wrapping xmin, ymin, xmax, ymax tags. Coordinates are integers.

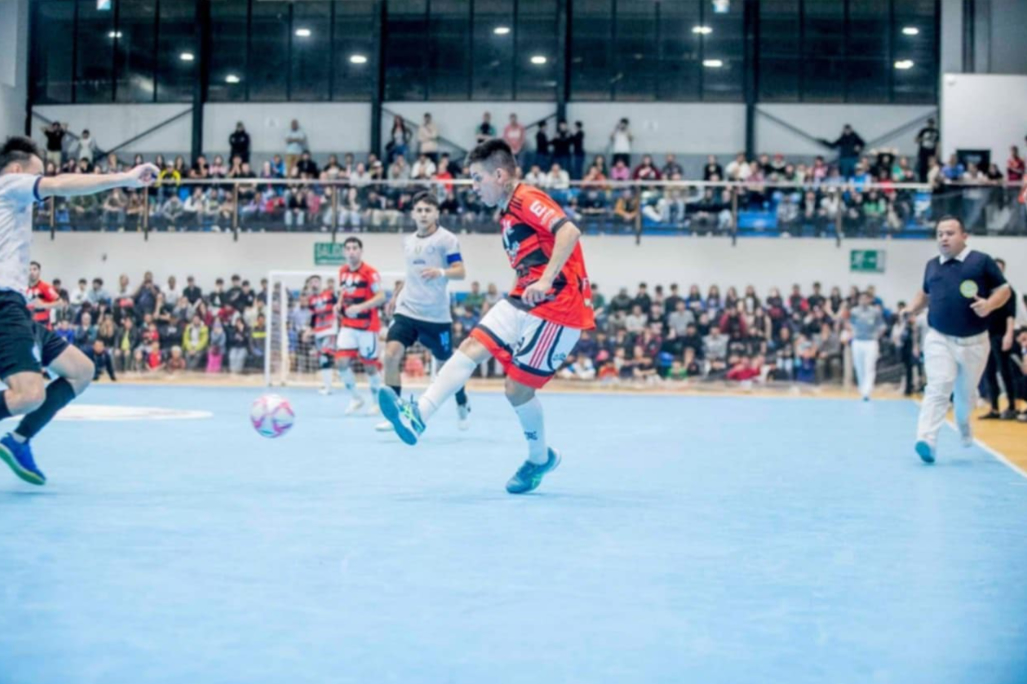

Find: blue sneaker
<box><xmin>915</xmin><ymin>440</ymin><xmax>935</xmax><ymax>464</ymax></box>
<box><xmin>506</xmin><ymin>448</ymin><xmax>561</xmax><ymax>495</ymax></box>
<box><xmin>377</xmin><ymin>387</ymin><xmax>425</xmax><ymax>446</ymax></box>
<box><xmin>0</xmin><ymin>433</ymin><xmax>46</xmax><ymax>486</ymax></box>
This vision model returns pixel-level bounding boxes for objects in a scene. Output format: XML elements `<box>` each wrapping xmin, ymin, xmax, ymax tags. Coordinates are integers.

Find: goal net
<box><xmin>264</xmin><ymin>269</ymin><xmax>451</xmax><ymax>387</ymax></box>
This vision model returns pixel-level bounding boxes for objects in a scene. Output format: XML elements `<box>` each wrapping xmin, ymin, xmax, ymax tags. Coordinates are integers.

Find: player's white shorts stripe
<box><xmin>529</xmin><ymin>322</ymin><xmax>557</xmax><ymax>369</ymax></box>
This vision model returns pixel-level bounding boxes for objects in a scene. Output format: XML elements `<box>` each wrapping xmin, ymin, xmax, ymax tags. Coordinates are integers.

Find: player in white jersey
<box><xmin>0</xmin><ymin>136</ymin><xmax>158</xmax><ymax>485</ymax></box>
<box><xmin>376</xmin><ymin>191</ymin><xmax>470</xmax><ymax>432</ymax></box>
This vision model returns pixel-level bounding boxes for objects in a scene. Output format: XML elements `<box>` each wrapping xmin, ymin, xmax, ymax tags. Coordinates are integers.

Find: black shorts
<box><xmin>386</xmin><ymin>313</ymin><xmax>454</xmax><ymax>361</ymax></box>
<box><xmin>0</xmin><ymin>291</ymin><xmax>70</xmax><ymax>379</ymax></box>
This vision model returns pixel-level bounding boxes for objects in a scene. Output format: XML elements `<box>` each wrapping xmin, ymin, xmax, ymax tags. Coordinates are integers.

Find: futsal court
<box><xmin>2</xmin><ymin>383</ymin><xmax>1025</xmax><ymax>684</ymax></box>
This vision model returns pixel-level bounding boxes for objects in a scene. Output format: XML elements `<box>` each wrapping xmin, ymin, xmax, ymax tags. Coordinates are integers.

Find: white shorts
<box><xmin>470</xmin><ymin>299</ymin><xmax>581</xmax><ymax>389</ymax></box>
<box><xmin>335</xmin><ymin>326</ymin><xmax>380</xmax><ymax>367</ymax></box>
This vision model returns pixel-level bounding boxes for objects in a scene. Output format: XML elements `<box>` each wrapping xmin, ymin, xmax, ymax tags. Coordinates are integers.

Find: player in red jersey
<box><xmin>26</xmin><ymin>261</ymin><xmax>60</xmax><ymax>330</ymax></box>
<box><xmin>334</xmin><ymin>237</ymin><xmax>385</xmax><ymax>415</ymax></box>
<box><xmin>379</xmin><ymin>139</ymin><xmax>594</xmax><ymax>494</ymax></box>
<box><xmin>307</xmin><ymin>275</ymin><xmax>338</xmax><ymax>395</ymax></box>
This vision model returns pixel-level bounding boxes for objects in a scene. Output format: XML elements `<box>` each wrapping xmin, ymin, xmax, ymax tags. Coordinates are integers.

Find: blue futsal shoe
<box><xmin>915</xmin><ymin>440</ymin><xmax>935</xmax><ymax>464</ymax></box>
<box><xmin>506</xmin><ymin>448</ymin><xmax>561</xmax><ymax>495</ymax></box>
<box><xmin>377</xmin><ymin>387</ymin><xmax>426</xmax><ymax>446</ymax></box>
<box><xmin>0</xmin><ymin>433</ymin><xmax>46</xmax><ymax>486</ymax></box>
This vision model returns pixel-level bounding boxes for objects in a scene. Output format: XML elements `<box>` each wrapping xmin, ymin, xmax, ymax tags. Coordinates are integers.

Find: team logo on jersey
<box><xmin>551</xmin><ymin>352</ymin><xmax>568</xmax><ymax>365</ymax></box>
<box><xmin>502</xmin><ymin>226</ymin><xmax>520</xmax><ymax>261</ymax></box>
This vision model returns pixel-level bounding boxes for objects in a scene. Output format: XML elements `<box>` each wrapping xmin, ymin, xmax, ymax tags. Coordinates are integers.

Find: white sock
<box><xmin>368</xmin><ymin>370</ymin><xmax>383</xmax><ymax>395</ymax></box>
<box><xmin>339</xmin><ymin>366</ymin><xmax>357</xmax><ymax>398</ymax></box>
<box><xmin>417</xmin><ymin>351</ymin><xmax>479</xmax><ymax>423</ymax></box>
<box><xmin>513</xmin><ymin>397</ymin><xmax>547</xmax><ymax>464</ymax></box>
<box><xmin>320</xmin><ymin>368</ymin><xmax>333</xmax><ymax>390</ymax></box>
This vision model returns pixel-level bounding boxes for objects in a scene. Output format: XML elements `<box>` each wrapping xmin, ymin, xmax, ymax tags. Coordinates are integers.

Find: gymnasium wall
<box><xmin>0</xmin><ymin>0</ymin><xmax>29</xmax><ymax>139</ymax></box>
<box><xmin>941</xmin><ymin>73</ymin><xmax>1027</xmax><ymax>162</ymax></box>
<box><xmin>32</xmin><ymin>233</ymin><xmax>1027</xmax><ymax>313</ymax></box>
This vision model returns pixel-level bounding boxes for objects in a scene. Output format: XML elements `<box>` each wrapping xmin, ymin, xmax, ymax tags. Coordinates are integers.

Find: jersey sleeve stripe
<box><xmin>32</xmin><ymin>176</ymin><xmax>42</xmax><ymax>203</ymax></box>
<box><xmin>551</xmin><ymin>217</ymin><xmax>570</xmax><ymax>234</ymax></box>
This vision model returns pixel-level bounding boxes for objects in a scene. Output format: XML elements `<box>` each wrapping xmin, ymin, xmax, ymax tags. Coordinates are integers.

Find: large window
<box><xmin>759</xmin><ymin>0</ymin><xmax>937</xmax><ymax>103</ymax></box>
<box><xmin>570</xmin><ymin>0</ymin><xmax>741</xmax><ymax>102</ymax></box>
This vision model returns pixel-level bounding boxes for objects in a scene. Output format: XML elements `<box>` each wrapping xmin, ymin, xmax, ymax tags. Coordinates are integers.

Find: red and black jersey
<box><xmin>338</xmin><ymin>262</ymin><xmax>382</xmax><ymax>332</ymax></box>
<box><xmin>308</xmin><ymin>288</ymin><xmax>337</xmax><ymax>335</ymax></box>
<box><xmin>26</xmin><ymin>279</ymin><xmax>59</xmax><ymax>329</ymax></box>
<box><xmin>500</xmin><ymin>183</ymin><xmax>594</xmax><ymax>330</ymax></box>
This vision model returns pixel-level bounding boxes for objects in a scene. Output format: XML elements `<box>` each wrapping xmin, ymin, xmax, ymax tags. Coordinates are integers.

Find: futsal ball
<box><xmin>250</xmin><ymin>394</ymin><xmax>295</xmax><ymax>438</ymax></box>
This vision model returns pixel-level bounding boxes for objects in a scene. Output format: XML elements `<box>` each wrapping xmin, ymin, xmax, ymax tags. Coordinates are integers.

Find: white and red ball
<box><xmin>250</xmin><ymin>394</ymin><xmax>295</xmax><ymax>438</ymax></box>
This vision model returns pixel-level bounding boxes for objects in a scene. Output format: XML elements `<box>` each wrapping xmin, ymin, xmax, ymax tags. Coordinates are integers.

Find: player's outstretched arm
<box><xmin>37</xmin><ymin>163</ymin><xmax>159</xmax><ymax>199</ymax></box>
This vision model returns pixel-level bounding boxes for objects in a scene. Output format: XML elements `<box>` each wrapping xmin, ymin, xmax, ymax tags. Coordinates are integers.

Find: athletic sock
<box><xmin>368</xmin><ymin>370</ymin><xmax>383</xmax><ymax>397</ymax></box>
<box><xmin>339</xmin><ymin>367</ymin><xmax>357</xmax><ymax>398</ymax></box>
<box><xmin>512</xmin><ymin>397</ymin><xmax>547</xmax><ymax>464</ymax></box>
<box><xmin>389</xmin><ymin>384</ymin><xmax>402</xmax><ymax>397</ymax></box>
<box><xmin>0</xmin><ymin>391</ymin><xmax>11</xmax><ymax>420</ymax></box>
<box><xmin>417</xmin><ymin>351</ymin><xmax>478</xmax><ymax>423</ymax></box>
<box><xmin>320</xmin><ymin>368</ymin><xmax>333</xmax><ymax>390</ymax></box>
<box><xmin>14</xmin><ymin>378</ymin><xmax>77</xmax><ymax>441</ymax></box>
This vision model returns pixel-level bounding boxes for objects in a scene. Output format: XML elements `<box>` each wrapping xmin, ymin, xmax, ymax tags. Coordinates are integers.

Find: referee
<box><xmin>902</xmin><ymin>216</ymin><xmax>1011</xmax><ymax>464</ymax></box>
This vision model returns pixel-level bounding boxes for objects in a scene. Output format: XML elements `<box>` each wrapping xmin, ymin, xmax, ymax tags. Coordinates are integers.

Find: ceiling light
<box><xmin>894</xmin><ymin>59</ymin><xmax>914</xmax><ymax>70</ymax></box>
<box><xmin>530</xmin><ymin>55</ymin><xmax>547</xmax><ymax>65</ymax></box>
<box><xmin>703</xmin><ymin>59</ymin><xmax>724</xmax><ymax>68</ymax></box>
<box><xmin>902</xmin><ymin>27</ymin><xmax>919</xmax><ymax>36</ymax></box>
<box><xmin>494</xmin><ymin>26</ymin><xmax>511</xmax><ymax>35</ymax></box>
<box><xmin>350</xmin><ymin>55</ymin><xmax>368</xmax><ymax>64</ymax></box>
<box><xmin>692</xmin><ymin>26</ymin><xmax>713</xmax><ymax>35</ymax></box>
<box><xmin>179</xmin><ymin>52</ymin><xmax>195</xmax><ymax>62</ymax></box>
<box><xmin>295</xmin><ymin>28</ymin><xmax>311</xmax><ymax>38</ymax></box>
<box><xmin>225</xmin><ymin>74</ymin><xmax>240</xmax><ymax>84</ymax></box>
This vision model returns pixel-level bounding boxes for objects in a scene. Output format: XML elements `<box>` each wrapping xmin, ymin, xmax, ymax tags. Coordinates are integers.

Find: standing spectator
<box><xmin>915</xmin><ymin>117</ymin><xmax>939</xmax><ymax>182</ymax></box>
<box><xmin>226</xmin><ymin>318</ymin><xmax>250</xmax><ymax>373</ymax></box>
<box><xmin>229</xmin><ymin>121</ymin><xmax>251</xmax><ymax>164</ymax></box>
<box><xmin>503</xmin><ymin>113</ymin><xmax>526</xmax><ymax>163</ymax></box>
<box><xmin>822</xmin><ymin>124</ymin><xmax>865</xmax><ymax>179</ymax></box>
<box><xmin>93</xmin><ymin>316</ymin><xmax>117</xmax><ymax>381</ymax></box>
<box><xmin>285</xmin><ymin>119</ymin><xmax>308</xmax><ymax>176</ymax></box>
<box><xmin>183</xmin><ymin>314</ymin><xmax>210</xmax><ymax>370</ymax></box>
<box><xmin>41</xmin><ymin>121</ymin><xmax>66</xmax><ymax>167</ymax></box>
<box><xmin>418</xmin><ymin>113</ymin><xmax>439</xmax><ymax>163</ymax></box>
<box><xmin>74</xmin><ymin>129</ymin><xmax>98</xmax><ymax>167</ymax></box>
<box><xmin>475</xmin><ymin>112</ymin><xmax>495</xmax><ymax>144</ymax></box>
<box><xmin>610</xmin><ymin>118</ymin><xmax>632</xmax><ymax>167</ymax></box>
<box><xmin>551</xmin><ymin>120</ymin><xmax>572</xmax><ymax>173</ymax></box>
<box><xmin>980</xmin><ymin>259</ymin><xmax>1018</xmax><ymax>419</ymax></box>
<box><xmin>207</xmin><ymin>319</ymin><xmax>226</xmax><ymax>373</ymax></box>
<box><xmin>534</xmin><ymin>120</ymin><xmax>550</xmax><ymax>170</ymax></box>
<box><xmin>571</xmin><ymin>121</ymin><xmax>586</xmax><ymax>180</ymax></box>
<box><xmin>387</xmin><ymin>116</ymin><xmax>411</xmax><ymax>163</ymax></box>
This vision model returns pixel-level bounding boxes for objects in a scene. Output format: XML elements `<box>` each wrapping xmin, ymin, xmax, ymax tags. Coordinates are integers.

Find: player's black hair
<box><xmin>410</xmin><ymin>191</ymin><xmax>439</xmax><ymax>209</ymax></box>
<box><xmin>30</xmin><ymin>260</ymin><xmax>41</xmax><ymax>270</ymax></box>
<box><xmin>936</xmin><ymin>215</ymin><xmax>967</xmax><ymax>233</ymax></box>
<box><xmin>467</xmin><ymin>139</ymin><xmax>517</xmax><ymax>175</ymax></box>
<box><xmin>0</xmin><ymin>136</ymin><xmax>42</xmax><ymax>172</ymax></box>
<box><xmin>344</xmin><ymin>236</ymin><xmax>363</xmax><ymax>249</ymax></box>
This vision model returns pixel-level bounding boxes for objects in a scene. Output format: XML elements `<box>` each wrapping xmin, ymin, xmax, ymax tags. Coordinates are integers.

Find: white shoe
<box><xmin>457</xmin><ymin>402</ymin><xmax>471</xmax><ymax>431</ymax></box>
<box><xmin>366</xmin><ymin>402</ymin><xmax>381</xmax><ymax>416</ymax></box>
<box><xmin>318</xmin><ymin>386</ymin><xmax>332</xmax><ymax>396</ymax></box>
<box><xmin>958</xmin><ymin>423</ymin><xmax>973</xmax><ymax>448</ymax></box>
<box><xmin>345</xmin><ymin>397</ymin><xmax>365</xmax><ymax>415</ymax></box>
<box><xmin>375</xmin><ymin>420</ymin><xmax>393</xmax><ymax>432</ymax></box>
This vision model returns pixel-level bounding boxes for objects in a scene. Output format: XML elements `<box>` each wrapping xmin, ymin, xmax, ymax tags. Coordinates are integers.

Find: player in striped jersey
<box><xmin>308</xmin><ymin>275</ymin><xmax>338</xmax><ymax>395</ymax></box>
<box><xmin>334</xmin><ymin>238</ymin><xmax>386</xmax><ymax>415</ymax></box>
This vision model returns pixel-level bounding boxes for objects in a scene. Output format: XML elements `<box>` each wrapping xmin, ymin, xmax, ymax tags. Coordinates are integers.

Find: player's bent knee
<box><xmin>459</xmin><ymin>336</ymin><xmax>491</xmax><ymax>362</ymax></box>
<box><xmin>504</xmin><ymin>377</ymin><xmax>535</xmax><ymax>405</ymax></box>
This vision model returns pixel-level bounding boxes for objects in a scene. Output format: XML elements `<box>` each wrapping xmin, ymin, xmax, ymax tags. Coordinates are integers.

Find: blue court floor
<box><xmin>2</xmin><ymin>385</ymin><xmax>1026</xmax><ymax>684</ymax></box>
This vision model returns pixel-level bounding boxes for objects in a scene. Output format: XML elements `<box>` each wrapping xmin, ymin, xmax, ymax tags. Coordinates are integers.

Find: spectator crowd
<box><xmin>29</xmin><ymin>262</ymin><xmax>1027</xmax><ymax>423</ymax></box>
<box><xmin>33</xmin><ymin>117</ymin><xmax>1027</xmax><ymax>236</ymax></box>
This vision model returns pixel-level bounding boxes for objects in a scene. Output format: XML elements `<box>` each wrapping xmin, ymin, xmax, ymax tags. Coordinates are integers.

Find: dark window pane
<box><xmin>75</xmin><ymin>0</ymin><xmax>115</xmax><ymax>102</ymax></box>
<box><xmin>758</xmin><ymin>0</ymin><xmax>800</xmax><ymax>101</ymax></box>
<box><xmin>32</xmin><ymin>2</ymin><xmax>74</xmax><ymax>104</ymax></box>
<box><xmin>156</xmin><ymin>0</ymin><xmax>196</xmax><ymax>102</ymax></box>
<box><xmin>249</xmin><ymin>1</ymin><xmax>289</xmax><ymax>101</ymax></box>
<box><xmin>515</xmin><ymin>0</ymin><xmax>557</xmax><ymax>99</ymax></box>
<box><xmin>846</xmin><ymin>0</ymin><xmax>889</xmax><ymax>102</ymax></box>
<box><xmin>802</xmin><ymin>0</ymin><xmax>844</xmax><ymax>102</ymax></box>
<box><xmin>333</xmin><ymin>0</ymin><xmax>375</xmax><ymax>101</ymax></box>
<box><xmin>893</xmin><ymin>0</ymin><xmax>937</xmax><ymax>103</ymax></box>
<box><xmin>291</xmin><ymin>2</ymin><xmax>330</xmax><ymax>101</ymax></box>
<box><xmin>612</xmin><ymin>0</ymin><xmax>656</xmax><ymax>101</ymax></box>
<box><xmin>384</xmin><ymin>0</ymin><xmax>427</xmax><ymax>100</ymax></box>
<box><xmin>208</xmin><ymin>0</ymin><xmax>247</xmax><ymax>102</ymax></box>
<box><xmin>471</xmin><ymin>0</ymin><xmax>514</xmax><ymax>100</ymax></box>
<box><xmin>702</xmin><ymin>0</ymin><xmax>744</xmax><ymax>101</ymax></box>
<box><xmin>428</xmin><ymin>0</ymin><xmax>470</xmax><ymax>99</ymax></box>
<box><xmin>570</xmin><ymin>0</ymin><xmax>611</xmax><ymax>100</ymax></box>
<box><xmin>656</xmin><ymin>0</ymin><xmax>700</xmax><ymax>101</ymax></box>
<box><xmin>114</xmin><ymin>0</ymin><xmax>156</xmax><ymax>103</ymax></box>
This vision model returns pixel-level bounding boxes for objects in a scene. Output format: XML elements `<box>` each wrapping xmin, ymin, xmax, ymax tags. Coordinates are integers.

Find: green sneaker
<box><xmin>506</xmin><ymin>448</ymin><xmax>561</xmax><ymax>494</ymax></box>
<box><xmin>377</xmin><ymin>387</ymin><xmax>425</xmax><ymax>446</ymax></box>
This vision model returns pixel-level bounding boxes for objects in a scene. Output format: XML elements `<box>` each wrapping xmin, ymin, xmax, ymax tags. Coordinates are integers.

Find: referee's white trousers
<box><xmin>916</xmin><ymin>328</ymin><xmax>990</xmax><ymax>447</ymax></box>
<box><xmin>851</xmin><ymin>339</ymin><xmax>879</xmax><ymax>398</ymax></box>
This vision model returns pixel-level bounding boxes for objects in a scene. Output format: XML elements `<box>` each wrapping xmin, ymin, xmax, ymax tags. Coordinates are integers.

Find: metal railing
<box><xmin>32</xmin><ymin>178</ymin><xmax>1027</xmax><ymax>242</ymax></box>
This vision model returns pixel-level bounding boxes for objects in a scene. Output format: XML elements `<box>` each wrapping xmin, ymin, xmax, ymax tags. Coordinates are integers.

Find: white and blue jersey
<box><xmin>0</xmin><ymin>174</ymin><xmax>43</xmax><ymax>299</ymax></box>
<box><xmin>394</xmin><ymin>226</ymin><xmax>462</xmax><ymax>324</ymax></box>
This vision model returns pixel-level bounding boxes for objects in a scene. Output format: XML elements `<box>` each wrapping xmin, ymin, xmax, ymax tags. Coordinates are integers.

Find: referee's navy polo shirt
<box><xmin>923</xmin><ymin>246</ymin><xmax>1007</xmax><ymax>337</ymax></box>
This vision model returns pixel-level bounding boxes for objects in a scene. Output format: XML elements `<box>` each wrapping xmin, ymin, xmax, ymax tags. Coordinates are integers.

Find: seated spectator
<box><xmin>632</xmin><ymin>155</ymin><xmax>661</xmax><ymax>182</ymax></box>
<box><xmin>411</xmin><ymin>154</ymin><xmax>437</xmax><ymax>181</ymax></box>
<box><xmin>703</xmin><ymin>325</ymin><xmax>729</xmax><ymax>375</ymax></box>
<box><xmin>183</xmin><ymin>314</ymin><xmax>209</xmax><ymax>370</ymax></box>
<box><xmin>610</xmin><ymin>159</ymin><xmax>630</xmax><ymax>182</ymax></box>
<box><xmin>727</xmin><ymin>355</ymin><xmax>761</xmax><ymax>382</ymax></box>
<box><xmin>166</xmin><ymin>345</ymin><xmax>187</xmax><ymax>373</ymax></box>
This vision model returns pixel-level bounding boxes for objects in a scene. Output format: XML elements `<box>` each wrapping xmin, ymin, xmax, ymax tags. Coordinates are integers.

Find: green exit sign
<box><xmin>850</xmin><ymin>249</ymin><xmax>885</xmax><ymax>273</ymax></box>
<box><xmin>314</xmin><ymin>242</ymin><xmax>345</xmax><ymax>266</ymax></box>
